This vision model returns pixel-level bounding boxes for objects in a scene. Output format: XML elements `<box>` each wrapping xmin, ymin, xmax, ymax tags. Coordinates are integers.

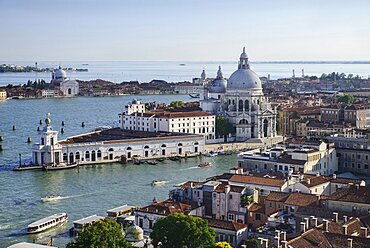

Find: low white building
<box><xmin>238</xmin><ymin>139</ymin><xmax>338</xmax><ymax>176</ymax></box>
<box><xmin>119</xmin><ymin>100</ymin><xmax>216</xmax><ymax>141</ymax></box>
<box><xmin>0</xmin><ymin>90</ymin><xmax>7</xmax><ymax>100</ymax></box>
<box><xmin>32</xmin><ymin>114</ymin><xmax>205</xmax><ymax>167</ymax></box>
<box><xmin>41</xmin><ymin>89</ymin><xmax>59</xmax><ymax>98</ymax></box>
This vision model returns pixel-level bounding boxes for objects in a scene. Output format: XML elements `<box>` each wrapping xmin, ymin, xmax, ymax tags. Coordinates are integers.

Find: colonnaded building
<box><xmin>200</xmin><ymin>48</ymin><xmax>277</xmax><ymax>141</ymax></box>
<box><xmin>32</xmin><ymin>114</ymin><xmax>204</xmax><ymax>166</ymax></box>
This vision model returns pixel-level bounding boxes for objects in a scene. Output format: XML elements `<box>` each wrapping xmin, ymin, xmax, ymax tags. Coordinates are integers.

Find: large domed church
<box><xmin>200</xmin><ymin>48</ymin><xmax>277</xmax><ymax>141</ymax></box>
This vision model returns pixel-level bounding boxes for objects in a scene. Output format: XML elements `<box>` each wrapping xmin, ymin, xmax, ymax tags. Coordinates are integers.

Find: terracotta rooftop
<box><xmin>326</xmin><ymin>185</ymin><xmax>370</xmax><ymax>204</ymax></box>
<box><xmin>228</xmin><ymin>174</ymin><xmax>286</xmax><ymax>188</ymax></box>
<box><xmin>178</xmin><ymin>181</ymin><xmax>204</xmax><ymax>190</ymax></box>
<box><xmin>300</xmin><ymin>176</ymin><xmax>330</xmax><ymax>188</ymax></box>
<box><xmin>266</xmin><ymin>192</ymin><xmax>318</xmax><ymax>207</ymax></box>
<box><xmin>248</xmin><ymin>203</ymin><xmax>265</xmax><ymax>214</ymax></box>
<box><xmin>137</xmin><ymin>199</ymin><xmax>194</xmax><ymax>216</ymax></box>
<box><xmin>144</xmin><ymin>110</ymin><xmax>212</xmax><ymax>119</ymax></box>
<box><xmin>59</xmin><ymin>128</ymin><xmax>200</xmax><ymax>144</ymax></box>
<box><xmin>206</xmin><ymin>218</ymin><xmax>247</xmax><ymax>231</ymax></box>
<box><xmin>277</xmin><ymin>154</ymin><xmax>306</xmax><ymax>165</ymax></box>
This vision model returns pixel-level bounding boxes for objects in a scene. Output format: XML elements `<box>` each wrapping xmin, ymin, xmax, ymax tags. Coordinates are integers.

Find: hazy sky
<box><xmin>1</xmin><ymin>0</ymin><xmax>369</xmax><ymax>61</ymax></box>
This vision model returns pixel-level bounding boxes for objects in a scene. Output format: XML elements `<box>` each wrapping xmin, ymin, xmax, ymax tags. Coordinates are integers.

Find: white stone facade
<box><xmin>200</xmin><ymin>48</ymin><xmax>277</xmax><ymax>141</ymax></box>
<box><xmin>60</xmin><ymin>79</ymin><xmax>79</xmax><ymax>97</ymax></box>
<box><xmin>120</xmin><ymin>100</ymin><xmax>216</xmax><ymax>141</ymax></box>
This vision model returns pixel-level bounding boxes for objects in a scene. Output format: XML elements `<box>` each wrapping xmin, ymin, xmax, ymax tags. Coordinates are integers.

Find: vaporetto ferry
<box><xmin>27</xmin><ymin>213</ymin><xmax>68</xmax><ymax>234</ymax></box>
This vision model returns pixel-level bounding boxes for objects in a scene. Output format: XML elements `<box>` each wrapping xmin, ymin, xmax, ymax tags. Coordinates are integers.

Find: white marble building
<box><xmin>60</xmin><ymin>79</ymin><xmax>79</xmax><ymax>96</ymax></box>
<box><xmin>51</xmin><ymin>66</ymin><xmax>67</xmax><ymax>85</ymax></box>
<box><xmin>200</xmin><ymin>48</ymin><xmax>277</xmax><ymax>141</ymax></box>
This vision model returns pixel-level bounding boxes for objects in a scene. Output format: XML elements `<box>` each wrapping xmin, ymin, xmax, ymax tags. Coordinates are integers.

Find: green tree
<box><xmin>337</xmin><ymin>94</ymin><xmax>355</xmax><ymax>105</ymax></box>
<box><xmin>150</xmin><ymin>213</ymin><xmax>216</xmax><ymax>248</ymax></box>
<box><xmin>66</xmin><ymin>219</ymin><xmax>129</xmax><ymax>248</ymax></box>
<box><xmin>214</xmin><ymin>241</ymin><xmax>232</xmax><ymax>248</ymax></box>
<box><xmin>244</xmin><ymin>236</ymin><xmax>259</xmax><ymax>248</ymax></box>
<box><xmin>169</xmin><ymin>100</ymin><xmax>184</xmax><ymax>108</ymax></box>
<box><xmin>215</xmin><ymin>115</ymin><xmax>235</xmax><ymax>138</ymax></box>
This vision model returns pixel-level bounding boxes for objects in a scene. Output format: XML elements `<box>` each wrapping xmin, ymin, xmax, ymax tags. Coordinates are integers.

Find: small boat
<box><xmin>146</xmin><ymin>161</ymin><xmax>158</xmax><ymax>165</ymax></box>
<box><xmin>198</xmin><ymin>162</ymin><xmax>212</xmax><ymax>168</ymax></box>
<box><xmin>27</xmin><ymin>213</ymin><xmax>68</xmax><ymax>234</ymax></box>
<box><xmin>151</xmin><ymin>180</ymin><xmax>166</xmax><ymax>186</ymax></box>
<box><xmin>41</xmin><ymin>195</ymin><xmax>62</xmax><ymax>202</ymax></box>
<box><xmin>203</xmin><ymin>152</ymin><xmax>217</xmax><ymax>157</ymax></box>
<box><xmin>168</xmin><ymin>156</ymin><xmax>180</xmax><ymax>161</ymax></box>
<box><xmin>43</xmin><ymin>163</ymin><xmax>77</xmax><ymax>171</ymax></box>
<box><xmin>189</xmin><ymin>93</ymin><xmax>200</xmax><ymax>98</ymax></box>
<box><xmin>218</xmin><ymin>151</ymin><xmax>226</xmax><ymax>156</ymax></box>
<box><xmin>179</xmin><ymin>63</ymin><xmax>186</xmax><ymax>66</ymax></box>
<box><xmin>156</xmin><ymin>158</ymin><xmax>166</xmax><ymax>162</ymax></box>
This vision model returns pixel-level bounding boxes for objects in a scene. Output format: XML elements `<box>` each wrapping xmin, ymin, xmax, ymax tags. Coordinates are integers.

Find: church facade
<box><xmin>200</xmin><ymin>48</ymin><xmax>277</xmax><ymax>141</ymax></box>
<box><xmin>50</xmin><ymin>66</ymin><xmax>79</xmax><ymax>97</ymax></box>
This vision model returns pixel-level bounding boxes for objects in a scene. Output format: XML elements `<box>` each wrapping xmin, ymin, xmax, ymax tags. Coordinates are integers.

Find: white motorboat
<box><xmin>27</xmin><ymin>213</ymin><xmax>68</xmax><ymax>234</ymax></box>
<box><xmin>151</xmin><ymin>180</ymin><xmax>166</xmax><ymax>186</ymax></box>
<box><xmin>41</xmin><ymin>195</ymin><xmax>62</xmax><ymax>202</ymax></box>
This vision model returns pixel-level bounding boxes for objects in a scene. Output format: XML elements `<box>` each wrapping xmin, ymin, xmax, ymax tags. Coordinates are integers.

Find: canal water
<box><xmin>0</xmin><ymin>95</ymin><xmax>237</xmax><ymax>247</ymax></box>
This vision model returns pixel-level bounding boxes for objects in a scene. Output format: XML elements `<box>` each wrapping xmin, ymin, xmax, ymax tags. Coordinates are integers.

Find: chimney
<box><xmin>307</xmin><ymin>179</ymin><xmax>311</xmax><ymax>185</ymax></box>
<box><xmin>311</xmin><ymin>217</ymin><xmax>318</xmax><ymax>227</ymax></box>
<box><xmin>347</xmin><ymin>238</ymin><xmax>353</xmax><ymax>248</ymax></box>
<box><xmin>304</xmin><ymin>218</ymin><xmax>309</xmax><ymax>229</ymax></box>
<box><xmin>225</xmin><ymin>185</ymin><xmax>231</xmax><ymax>194</ymax></box>
<box><xmin>281</xmin><ymin>231</ymin><xmax>287</xmax><ymax>241</ymax></box>
<box><xmin>300</xmin><ymin>222</ymin><xmax>306</xmax><ymax>233</ymax></box>
<box><xmin>333</xmin><ymin>212</ymin><xmax>339</xmax><ymax>222</ymax></box>
<box><xmin>343</xmin><ymin>224</ymin><xmax>348</xmax><ymax>235</ymax></box>
<box><xmin>281</xmin><ymin>241</ymin><xmax>288</xmax><ymax>248</ymax></box>
<box><xmin>360</xmin><ymin>227</ymin><xmax>367</xmax><ymax>238</ymax></box>
<box><xmin>333</xmin><ymin>173</ymin><xmax>337</xmax><ymax>179</ymax></box>
<box><xmin>343</xmin><ymin>215</ymin><xmax>348</xmax><ymax>223</ymax></box>
<box><xmin>274</xmin><ymin>235</ymin><xmax>280</xmax><ymax>248</ymax></box>
<box><xmin>323</xmin><ymin>219</ymin><xmax>329</xmax><ymax>232</ymax></box>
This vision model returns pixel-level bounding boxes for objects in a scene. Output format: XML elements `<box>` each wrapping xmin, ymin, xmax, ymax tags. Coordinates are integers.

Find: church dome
<box><xmin>54</xmin><ymin>66</ymin><xmax>67</xmax><ymax>79</ymax></box>
<box><xmin>209</xmin><ymin>66</ymin><xmax>227</xmax><ymax>93</ymax></box>
<box><xmin>227</xmin><ymin>47</ymin><xmax>262</xmax><ymax>90</ymax></box>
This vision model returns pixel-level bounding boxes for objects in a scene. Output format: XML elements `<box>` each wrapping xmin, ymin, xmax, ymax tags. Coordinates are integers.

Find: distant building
<box><xmin>321</xmin><ymin>104</ymin><xmax>370</xmax><ymax>129</ymax></box>
<box><xmin>50</xmin><ymin>66</ymin><xmax>67</xmax><ymax>85</ymax></box>
<box><xmin>41</xmin><ymin>89</ymin><xmax>59</xmax><ymax>98</ymax></box>
<box><xmin>60</xmin><ymin>79</ymin><xmax>79</xmax><ymax>96</ymax></box>
<box><xmin>51</xmin><ymin>66</ymin><xmax>79</xmax><ymax>96</ymax></box>
<box><xmin>327</xmin><ymin>131</ymin><xmax>370</xmax><ymax>175</ymax></box>
<box><xmin>0</xmin><ymin>90</ymin><xmax>7</xmax><ymax>100</ymax></box>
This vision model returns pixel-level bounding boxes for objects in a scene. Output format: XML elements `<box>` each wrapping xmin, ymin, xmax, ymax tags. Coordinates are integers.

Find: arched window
<box><xmin>194</xmin><ymin>142</ymin><xmax>199</xmax><ymax>145</ymax></box>
<box><xmin>97</xmin><ymin>150</ymin><xmax>102</xmax><ymax>158</ymax></box>
<box><xmin>68</xmin><ymin>88</ymin><xmax>72</xmax><ymax>95</ymax></box>
<box><xmin>127</xmin><ymin>147</ymin><xmax>132</xmax><ymax>150</ymax></box>
<box><xmin>75</xmin><ymin>152</ymin><xmax>80</xmax><ymax>160</ymax></box>
<box><xmin>85</xmin><ymin>151</ymin><xmax>90</xmax><ymax>159</ymax></box>
<box><xmin>108</xmin><ymin>148</ymin><xmax>114</xmax><ymax>152</ymax></box>
<box><xmin>41</xmin><ymin>138</ymin><xmax>45</xmax><ymax>145</ymax></box>
<box><xmin>245</xmin><ymin>100</ymin><xmax>249</xmax><ymax>111</ymax></box>
<box><xmin>238</xmin><ymin>99</ymin><xmax>243</xmax><ymax>111</ymax></box>
<box><xmin>161</xmin><ymin>144</ymin><xmax>167</xmax><ymax>148</ymax></box>
<box><xmin>263</xmin><ymin>119</ymin><xmax>269</xmax><ymax>137</ymax></box>
<box><xmin>63</xmin><ymin>153</ymin><xmax>68</xmax><ymax>162</ymax></box>
<box><xmin>144</xmin><ymin>145</ymin><xmax>149</xmax><ymax>149</ymax></box>
<box><xmin>239</xmin><ymin>119</ymin><xmax>248</xmax><ymax>125</ymax></box>
<box><xmin>178</xmin><ymin>143</ymin><xmax>183</xmax><ymax>147</ymax></box>
<box><xmin>69</xmin><ymin>152</ymin><xmax>74</xmax><ymax>163</ymax></box>
<box><xmin>91</xmin><ymin>150</ymin><xmax>96</xmax><ymax>161</ymax></box>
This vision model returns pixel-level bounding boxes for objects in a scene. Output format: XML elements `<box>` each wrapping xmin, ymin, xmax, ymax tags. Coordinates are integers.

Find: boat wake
<box><xmin>179</xmin><ymin>166</ymin><xmax>199</xmax><ymax>171</ymax></box>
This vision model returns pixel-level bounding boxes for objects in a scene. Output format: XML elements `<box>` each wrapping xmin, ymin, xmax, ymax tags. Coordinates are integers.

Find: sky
<box><xmin>0</xmin><ymin>0</ymin><xmax>369</xmax><ymax>61</ymax></box>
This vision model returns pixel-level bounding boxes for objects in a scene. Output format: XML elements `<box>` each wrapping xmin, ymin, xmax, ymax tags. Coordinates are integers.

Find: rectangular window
<box><xmin>256</xmin><ymin>213</ymin><xmax>261</xmax><ymax>220</ymax></box>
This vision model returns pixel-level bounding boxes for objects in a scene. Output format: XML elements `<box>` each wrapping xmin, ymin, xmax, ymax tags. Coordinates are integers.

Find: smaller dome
<box><xmin>209</xmin><ymin>66</ymin><xmax>227</xmax><ymax>93</ymax></box>
<box><xmin>54</xmin><ymin>66</ymin><xmax>67</xmax><ymax>79</ymax></box>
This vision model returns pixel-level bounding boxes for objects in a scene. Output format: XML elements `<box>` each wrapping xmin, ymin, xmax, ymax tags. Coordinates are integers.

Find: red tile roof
<box><xmin>229</xmin><ymin>174</ymin><xmax>286</xmax><ymax>188</ymax></box>
<box><xmin>206</xmin><ymin>218</ymin><xmax>247</xmax><ymax>231</ymax></box>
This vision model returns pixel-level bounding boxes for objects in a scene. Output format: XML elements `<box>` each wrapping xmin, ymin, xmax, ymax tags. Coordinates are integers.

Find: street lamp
<box><xmin>19</xmin><ymin>153</ymin><xmax>22</xmax><ymax>167</ymax></box>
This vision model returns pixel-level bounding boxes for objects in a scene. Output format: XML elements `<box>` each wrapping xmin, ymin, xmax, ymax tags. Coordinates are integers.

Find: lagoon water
<box><xmin>0</xmin><ymin>94</ymin><xmax>237</xmax><ymax>247</ymax></box>
<box><xmin>1</xmin><ymin>61</ymin><xmax>370</xmax><ymax>86</ymax></box>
